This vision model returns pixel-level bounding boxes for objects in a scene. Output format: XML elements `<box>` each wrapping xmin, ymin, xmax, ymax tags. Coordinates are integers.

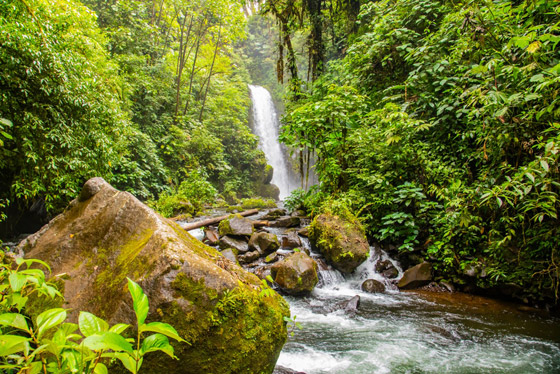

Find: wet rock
<box><xmin>204</xmin><ymin>228</ymin><xmax>220</xmax><ymax>245</ymax></box>
<box><xmin>274</xmin><ymin>366</ymin><xmax>307</xmax><ymax>374</ymax></box>
<box><xmin>238</xmin><ymin>250</ymin><xmax>261</xmax><ymax>264</ymax></box>
<box><xmin>271</xmin><ymin>252</ymin><xmax>318</xmax><ymax>295</ymax></box>
<box><xmin>219</xmin><ymin>235</ymin><xmax>249</xmax><ymax>253</ymax></box>
<box><xmin>308</xmin><ymin>212</ymin><xmax>369</xmax><ymax>273</ymax></box>
<box><xmin>344</xmin><ymin>295</ymin><xmax>361</xmax><ymax>314</ymax></box>
<box><xmin>398</xmin><ymin>262</ymin><xmax>433</xmax><ymax>289</ymax></box>
<box><xmin>281</xmin><ymin>230</ymin><xmax>302</xmax><ymax>249</ymax></box>
<box><xmin>18</xmin><ymin>178</ymin><xmax>289</xmax><ymax>374</ymax></box>
<box><xmin>271</xmin><ymin>216</ymin><xmax>301</xmax><ymax>228</ymax></box>
<box><xmin>263</xmin><ymin>208</ymin><xmax>287</xmax><ymax>220</ymax></box>
<box><xmin>291</xmin><ymin>210</ymin><xmax>306</xmax><ymax>217</ymax></box>
<box><xmin>265</xmin><ymin>252</ymin><xmax>279</xmax><ymax>263</ymax></box>
<box><xmin>440</xmin><ymin>281</ymin><xmax>456</xmax><ymax>293</ymax></box>
<box><xmin>383</xmin><ymin>267</ymin><xmax>399</xmax><ymax>279</ymax></box>
<box><xmin>218</xmin><ymin>214</ymin><xmax>254</xmax><ymax>237</ymax></box>
<box><xmin>297</xmin><ymin>226</ymin><xmax>309</xmax><ymax>237</ymax></box>
<box><xmin>253</xmin><ymin>265</ymin><xmax>272</xmax><ymax>281</ymax></box>
<box><xmin>248</xmin><ymin>231</ymin><xmax>280</xmax><ymax>255</ymax></box>
<box><xmin>376</xmin><ymin>259</ymin><xmax>398</xmax><ymax>279</ymax></box>
<box><xmin>361</xmin><ymin>279</ymin><xmax>386</xmax><ymax>293</ymax></box>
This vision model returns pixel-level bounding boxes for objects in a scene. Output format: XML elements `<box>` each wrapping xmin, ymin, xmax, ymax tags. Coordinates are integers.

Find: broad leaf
<box><xmin>109</xmin><ymin>323</ymin><xmax>130</xmax><ymax>334</ymax></box>
<box><xmin>79</xmin><ymin>312</ymin><xmax>109</xmax><ymax>337</ymax></box>
<box><xmin>139</xmin><ymin>322</ymin><xmax>184</xmax><ymax>342</ymax></box>
<box><xmin>113</xmin><ymin>352</ymin><xmax>139</xmax><ymax>374</ymax></box>
<box><xmin>94</xmin><ymin>362</ymin><xmax>108</xmax><ymax>374</ymax></box>
<box><xmin>0</xmin><ymin>313</ymin><xmax>29</xmax><ymax>331</ymax></box>
<box><xmin>0</xmin><ymin>335</ymin><xmax>29</xmax><ymax>355</ymax></box>
<box><xmin>82</xmin><ymin>332</ymin><xmax>133</xmax><ymax>354</ymax></box>
<box><xmin>9</xmin><ymin>273</ymin><xmax>27</xmax><ymax>292</ymax></box>
<box><xmin>127</xmin><ymin>278</ymin><xmax>148</xmax><ymax>326</ymax></box>
<box><xmin>36</xmin><ymin>308</ymin><xmax>67</xmax><ymax>339</ymax></box>
<box><xmin>140</xmin><ymin>333</ymin><xmax>175</xmax><ymax>358</ymax></box>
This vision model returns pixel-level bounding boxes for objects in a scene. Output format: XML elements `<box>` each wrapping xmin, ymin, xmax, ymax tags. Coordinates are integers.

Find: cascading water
<box><xmin>249</xmin><ymin>85</ymin><xmax>295</xmax><ymax>199</ymax></box>
<box><xmin>276</xmin><ymin>244</ymin><xmax>560</xmax><ymax>374</ymax></box>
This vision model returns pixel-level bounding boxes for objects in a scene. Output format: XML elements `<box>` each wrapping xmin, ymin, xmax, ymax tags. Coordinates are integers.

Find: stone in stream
<box><xmin>18</xmin><ymin>177</ymin><xmax>289</xmax><ymax>374</ymax></box>
<box><xmin>238</xmin><ymin>250</ymin><xmax>261</xmax><ymax>264</ymax></box>
<box><xmin>220</xmin><ymin>248</ymin><xmax>238</xmax><ymax>263</ymax></box>
<box><xmin>219</xmin><ymin>235</ymin><xmax>249</xmax><ymax>253</ymax></box>
<box><xmin>274</xmin><ymin>366</ymin><xmax>307</xmax><ymax>374</ymax></box>
<box><xmin>218</xmin><ymin>214</ymin><xmax>254</xmax><ymax>237</ymax></box>
<box><xmin>361</xmin><ymin>279</ymin><xmax>386</xmax><ymax>293</ymax></box>
<box><xmin>262</xmin><ymin>208</ymin><xmax>287</xmax><ymax>220</ymax></box>
<box><xmin>271</xmin><ymin>252</ymin><xmax>318</xmax><ymax>295</ymax></box>
<box><xmin>249</xmin><ymin>231</ymin><xmax>280</xmax><ymax>255</ymax></box>
<box><xmin>398</xmin><ymin>261</ymin><xmax>433</xmax><ymax>289</ymax></box>
<box><xmin>203</xmin><ymin>228</ymin><xmax>220</xmax><ymax>245</ymax></box>
<box><xmin>281</xmin><ymin>230</ymin><xmax>302</xmax><ymax>249</ymax></box>
<box><xmin>376</xmin><ymin>259</ymin><xmax>399</xmax><ymax>279</ymax></box>
<box><xmin>271</xmin><ymin>216</ymin><xmax>301</xmax><ymax>228</ymax></box>
<box><xmin>344</xmin><ymin>295</ymin><xmax>361</xmax><ymax>314</ymax></box>
<box><xmin>297</xmin><ymin>226</ymin><xmax>309</xmax><ymax>237</ymax></box>
<box><xmin>265</xmin><ymin>251</ymin><xmax>279</xmax><ymax>263</ymax></box>
<box><xmin>308</xmin><ymin>212</ymin><xmax>369</xmax><ymax>273</ymax></box>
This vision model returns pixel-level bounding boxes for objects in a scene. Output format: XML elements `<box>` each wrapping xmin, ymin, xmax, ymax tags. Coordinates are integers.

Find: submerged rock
<box><xmin>249</xmin><ymin>232</ymin><xmax>280</xmax><ymax>255</ymax></box>
<box><xmin>398</xmin><ymin>262</ymin><xmax>433</xmax><ymax>289</ymax></box>
<box><xmin>361</xmin><ymin>279</ymin><xmax>386</xmax><ymax>293</ymax></box>
<box><xmin>19</xmin><ymin>177</ymin><xmax>289</xmax><ymax>374</ymax></box>
<box><xmin>218</xmin><ymin>214</ymin><xmax>254</xmax><ymax>237</ymax></box>
<box><xmin>271</xmin><ymin>252</ymin><xmax>318</xmax><ymax>295</ymax></box>
<box><xmin>308</xmin><ymin>212</ymin><xmax>368</xmax><ymax>273</ymax></box>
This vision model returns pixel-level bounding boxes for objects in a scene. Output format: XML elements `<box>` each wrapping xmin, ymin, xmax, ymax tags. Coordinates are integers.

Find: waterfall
<box><xmin>249</xmin><ymin>85</ymin><xmax>294</xmax><ymax>199</ymax></box>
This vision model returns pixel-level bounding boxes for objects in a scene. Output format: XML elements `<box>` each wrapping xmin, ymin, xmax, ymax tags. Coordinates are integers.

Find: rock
<box><xmin>271</xmin><ymin>252</ymin><xmax>318</xmax><ymax>295</ymax></box>
<box><xmin>376</xmin><ymin>260</ymin><xmax>399</xmax><ymax>279</ymax></box>
<box><xmin>253</xmin><ymin>266</ymin><xmax>272</xmax><ymax>281</ymax></box>
<box><xmin>218</xmin><ymin>214</ymin><xmax>254</xmax><ymax>237</ymax></box>
<box><xmin>220</xmin><ymin>248</ymin><xmax>238</xmax><ymax>263</ymax></box>
<box><xmin>361</xmin><ymin>279</ymin><xmax>386</xmax><ymax>293</ymax></box>
<box><xmin>308</xmin><ymin>212</ymin><xmax>368</xmax><ymax>273</ymax></box>
<box><xmin>440</xmin><ymin>281</ymin><xmax>455</xmax><ymax>293</ymax></box>
<box><xmin>18</xmin><ymin>177</ymin><xmax>289</xmax><ymax>374</ymax></box>
<box><xmin>344</xmin><ymin>295</ymin><xmax>361</xmax><ymax>314</ymax></box>
<box><xmin>271</xmin><ymin>216</ymin><xmax>301</xmax><ymax>228</ymax></box>
<box><xmin>262</xmin><ymin>208</ymin><xmax>287</xmax><ymax>220</ymax></box>
<box><xmin>219</xmin><ymin>235</ymin><xmax>249</xmax><ymax>253</ymax></box>
<box><xmin>78</xmin><ymin>177</ymin><xmax>106</xmax><ymax>202</ymax></box>
<box><xmin>249</xmin><ymin>232</ymin><xmax>280</xmax><ymax>255</ymax></box>
<box><xmin>383</xmin><ymin>267</ymin><xmax>399</xmax><ymax>279</ymax></box>
<box><xmin>259</xmin><ymin>184</ymin><xmax>280</xmax><ymax>200</ymax></box>
<box><xmin>398</xmin><ymin>262</ymin><xmax>433</xmax><ymax>289</ymax></box>
<box><xmin>281</xmin><ymin>231</ymin><xmax>302</xmax><ymax>249</ymax></box>
<box><xmin>297</xmin><ymin>226</ymin><xmax>309</xmax><ymax>237</ymax></box>
<box><xmin>274</xmin><ymin>366</ymin><xmax>307</xmax><ymax>374</ymax></box>
<box><xmin>203</xmin><ymin>228</ymin><xmax>219</xmax><ymax>245</ymax></box>
<box><xmin>265</xmin><ymin>252</ymin><xmax>279</xmax><ymax>263</ymax></box>
<box><xmin>263</xmin><ymin>165</ymin><xmax>274</xmax><ymax>184</ymax></box>
<box><xmin>291</xmin><ymin>210</ymin><xmax>306</xmax><ymax>217</ymax></box>
<box><xmin>238</xmin><ymin>250</ymin><xmax>261</xmax><ymax>264</ymax></box>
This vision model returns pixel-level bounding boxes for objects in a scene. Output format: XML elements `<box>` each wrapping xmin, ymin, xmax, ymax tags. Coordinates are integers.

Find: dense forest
<box><xmin>268</xmin><ymin>0</ymin><xmax>560</xmax><ymax>305</ymax></box>
<box><xmin>1</xmin><ymin>0</ymin><xmax>559</xmax><ymax>307</ymax></box>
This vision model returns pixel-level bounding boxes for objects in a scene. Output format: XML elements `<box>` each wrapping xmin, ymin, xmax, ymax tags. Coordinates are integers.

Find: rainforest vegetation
<box><xmin>1</xmin><ymin>0</ymin><xmax>559</xmax><ymax>307</ymax></box>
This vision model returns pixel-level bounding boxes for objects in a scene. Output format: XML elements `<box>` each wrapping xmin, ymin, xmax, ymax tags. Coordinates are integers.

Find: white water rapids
<box><xmin>249</xmin><ymin>85</ymin><xmax>296</xmax><ymax>199</ymax></box>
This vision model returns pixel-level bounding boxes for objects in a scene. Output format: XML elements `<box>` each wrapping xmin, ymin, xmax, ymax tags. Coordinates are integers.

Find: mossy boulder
<box><xmin>263</xmin><ymin>165</ymin><xmax>274</xmax><ymax>184</ymax></box>
<box><xmin>249</xmin><ymin>232</ymin><xmax>280</xmax><ymax>255</ymax></box>
<box><xmin>308</xmin><ymin>212</ymin><xmax>369</xmax><ymax>273</ymax></box>
<box><xmin>259</xmin><ymin>184</ymin><xmax>280</xmax><ymax>201</ymax></box>
<box><xmin>271</xmin><ymin>252</ymin><xmax>318</xmax><ymax>295</ymax></box>
<box><xmin>218</xmin><ymin>214</ymin><xmax>254</xmax><ymax>237</ymax></box>
<box><xmin>18</xmin><ymin>177</ymin><xmax>289</xmax><ymax>374</ymax></box>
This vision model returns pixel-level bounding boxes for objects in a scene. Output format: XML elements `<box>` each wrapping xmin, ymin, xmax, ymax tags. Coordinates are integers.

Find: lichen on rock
<box><xmin>18</xmin><ymin>177</ymin><xmax>289</xmax><ymax>374</ymax></box>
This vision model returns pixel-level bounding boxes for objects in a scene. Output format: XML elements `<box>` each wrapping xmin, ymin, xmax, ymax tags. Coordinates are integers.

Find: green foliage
<box><xmin>239</xmin><ymin>198</ymin><xmax>277</xmax><ymax>210</ymax></box>
<box><xmin>0</xmin><ymin>256</ymin><xmax>184</xmax><ymax>373</ymax></box>
<box><xmin>279</xmin><ymin>0</ymin><xmax>560</xmax><ymax>303</ymax></box>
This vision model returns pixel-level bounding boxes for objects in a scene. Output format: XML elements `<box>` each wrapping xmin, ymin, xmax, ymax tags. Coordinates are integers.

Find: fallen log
<box><xmin>253</xmin><ymin>220</ymin><xmax>270</xmax><ymax>228</ymax></box>
<box><xmin>177</xmin><ymin>209</ymin><xmax>259</xmax><ymax>231</ymax></box>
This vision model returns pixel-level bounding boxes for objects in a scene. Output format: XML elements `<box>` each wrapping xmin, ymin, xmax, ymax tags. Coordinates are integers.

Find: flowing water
<box><xmin>249</xmin><ymin>85</ymin><xmax>296</xmax><ymax>199</ymax></box>
<box><xmin>276</xmin><ymin>247</ymin><xmax>560</xmax><ymax>374</ymax></box>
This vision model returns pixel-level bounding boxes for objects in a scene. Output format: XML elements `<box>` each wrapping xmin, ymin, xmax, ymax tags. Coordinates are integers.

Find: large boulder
<box><xmin>218</xmin><ymin>214</ymin><xmax>254</xmax><ymax>237</ymax></box>
<box><xmin>281</xmin><ymin>231</ymin><xmax>302</xmax><ymax>249</ymax></box>
<box><xmin>271</xmin><ymin>252</ymin><xmax>318</xmax><ymax>295</ymax></box>
<box><xmin>18</xmin><ymin>177</ymin><xmax>289</xmax><ymax>374</ymax></box>
<box><xmin>398</xmin><ymin>262</ymin><xmax>433</xmax><ymax>289</ymax></box>
<box><xmin>249</xmin><ymin>232</ymin><xmax>280</xmax><ymax>255</ymax></box>
<box><xmin>361</xmin><ymin>279</ymin><xmax>386</xmax><ymax>293</ymax></box>
<box><xmin>308</xmin><ymin>212</ymin><xmax>369</xmax><ymax>273</ymax></box>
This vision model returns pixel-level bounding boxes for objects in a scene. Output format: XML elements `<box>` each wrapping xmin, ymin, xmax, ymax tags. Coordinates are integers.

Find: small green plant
<box><xmin>0</xmin><ymin>257</ymin><xmax>185</xmax><ymax>373</ymax></box>
<box><xmin>282</xmin><ymin>315</ymin><xmax>302</xmax><ymax>337</ymax></box>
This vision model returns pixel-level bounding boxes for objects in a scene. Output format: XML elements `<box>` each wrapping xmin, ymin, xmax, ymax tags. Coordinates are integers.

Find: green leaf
<box><xmin>0</xmin><ymin>313</ymin><xmax>29</xmax><ymax>331</ymax></box>
<box><xmin>139</xmin><ymin>322</ymin><xmax>184</xmax><ymax>342</ymax></box>
<box><xmin>525</xmin><ymin>172</ymin><xmax>535</xmax><ymax>183</ymax></box>
<box><xmin>28</xmin><ymin>361</ymin><xmax>43</xmax><ymax>374</ymax></box>
<box><xmin>113</xmin><ymin>352</ymin><xmax>139</xmax><ymax>374</ymax></box>
<box><xmin>79</xmin><ymin>312</ymin><xmax>109</xmax><ymax>337</ymax></box>
<box><xmin>37</xmin><ymin>308</ymin><xmax>67</xmax><ymax>339</ymax></box>
<box><xmin>82</xmin><ymin>332</ymin><xmax>133</xmax><ymax>354</ymax></box>
<box><xmin>94</xmin><ymin>363</ymin><xmax>108</xmax><ymax>374</ymax></box>
<box><xmin>109</xmin><ymin>323</ymin><xmax>130</xmax><ymax>334</ymax></box>
<box><xmin>0</xmin><ymin>335</ymin><xmax>29</xmax><ymax>355</ymax></box>
<box><xmin>127</xmin><ymin>278</ymin><xmax>149</xmax><ymax>326</ymax></box>
<box><xmin>140</xmin><ymin>334</ymin><xmax>175</xmax><ymax>358</ymax></box>
<box><xmin>0</xmin><ymin>131</ymin><xmax>12</xmax><ymax>140</ymax></box>
<box><xmin>9</xmin><ymin>273</ymin><xmax>27</xmax><ymax>292</ymax></box>
<box><xmin>540</xmin><ymin>159</ymin><xmax>549</xmax><ymax>172</ymax></box>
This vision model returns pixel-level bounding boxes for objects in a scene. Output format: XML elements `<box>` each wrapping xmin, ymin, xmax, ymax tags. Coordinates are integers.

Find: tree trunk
<box><xmin>199</xmin><ymin>20</ymin><xmax>222</xmax><ymax>122</ymax></box>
